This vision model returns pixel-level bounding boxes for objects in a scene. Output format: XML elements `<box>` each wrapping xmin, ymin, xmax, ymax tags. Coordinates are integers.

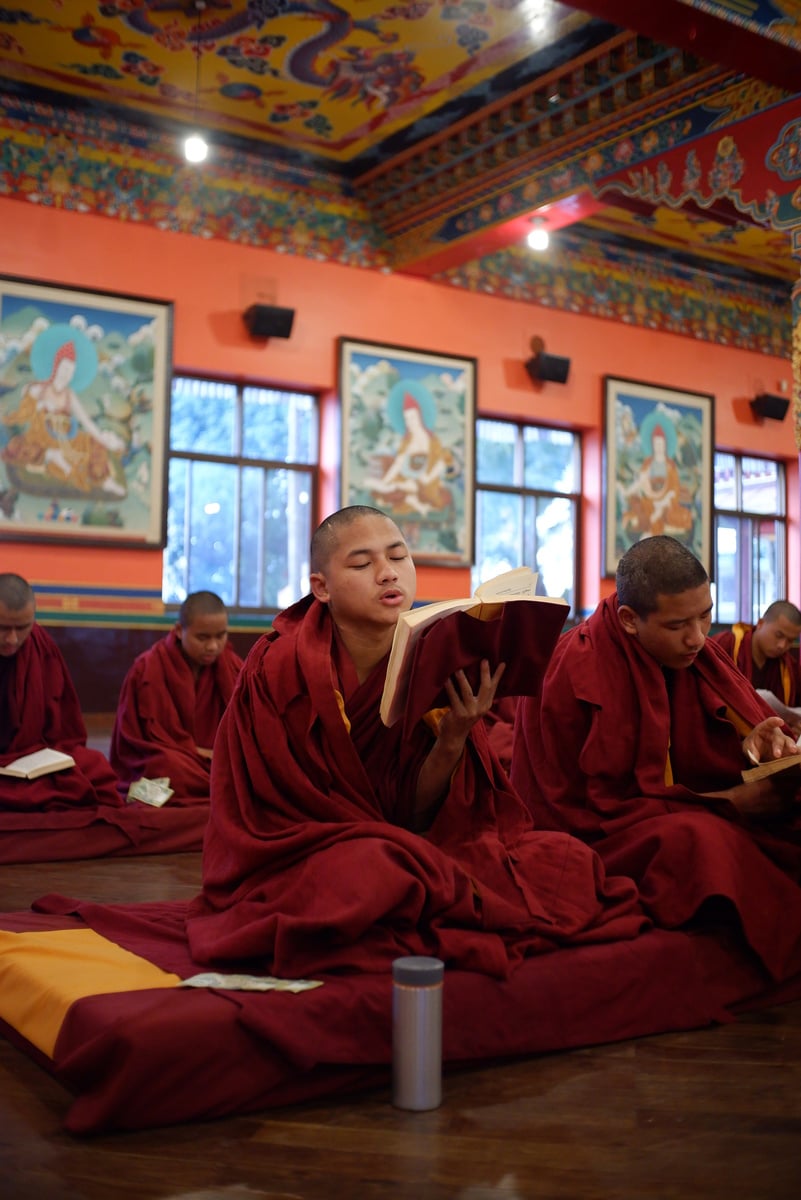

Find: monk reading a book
<box><xmin>110</xmin><ymin>590</ymin><xmax>243</xmax><ymax>805</ymax></box>
<box><xmin>511</xmin><ymin>535</ymin><xmax>801</xmax><ymax>982</ymax></box>
<box><xmin>0</xmin><ymin>572</ymin><xmax>133</xmax><ymax>829</ymax></box>
<box><xmin>711</xmin><ymin>600</ymin><xmax>801</xmax><ymax>736</ymax></box>
<box><xmin>187</xmin><ymin>505</ymin><xmax>646</xmax><ymax>978</ymax></box>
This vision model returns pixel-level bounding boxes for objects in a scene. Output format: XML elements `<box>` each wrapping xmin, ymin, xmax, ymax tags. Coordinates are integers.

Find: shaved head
<box><xmin>310</xmin><ymin>506</ymin><xmax>392</xmax><ymax>574</ymax></box>
<box><xmin>179</xmin><ymin>590</ymin><xmax>226</xmax><ymax>627</ymax></box>
<box><xmin>0</xmin><ymin>573</ymin><xmax>35</xmax><ymax>612</ymax></box>
<box><xmin>616</xmin><ymin>536</ymin><xmax>708</xmax><ymax>617</ymax></box>
<box><xmin>761</xmin><ymin>600</ymin><xmax>801</xmax><ymax>626</ymax></box>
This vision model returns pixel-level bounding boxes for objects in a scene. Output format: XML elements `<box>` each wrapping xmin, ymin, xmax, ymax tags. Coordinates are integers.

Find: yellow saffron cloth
<box><xmin>0</xmin><ymin>928</ymin><xmax>181</xmax><ymax>1058</ymax></box>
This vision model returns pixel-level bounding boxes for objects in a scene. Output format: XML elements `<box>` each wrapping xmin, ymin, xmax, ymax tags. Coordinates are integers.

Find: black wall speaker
<box><xmin>525</xmin><ymin>352</ymin><xmax>571</xmax><ymax>385</ymax></box>
<box><xmin>750</xmin><ymin>393</ymin><xmax>790</xmax><ymax>421</ymax></box>
<box><xmin>243</xmin><ymin>303</ymin><xmax>295</xmax><ymax>339</ymax></box>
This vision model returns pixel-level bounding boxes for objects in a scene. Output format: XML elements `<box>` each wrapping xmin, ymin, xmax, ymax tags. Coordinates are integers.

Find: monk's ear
<box><xmin>617</xmin><ymin>604</ymin><xmax>641</xmax><ymax>638</ymax></box>
<box><xmin>309</xmin><ymin>572</ymin><xmax>330</xmax><ymax>603</ymax></box>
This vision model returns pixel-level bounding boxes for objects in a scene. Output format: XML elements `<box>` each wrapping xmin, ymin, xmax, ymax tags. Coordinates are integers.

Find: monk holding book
<box><xmin>511</xmin><ymin>535</ymin><xmax>801</xmax><ymax>982</ymax></box>
<box><xmin>0</xmin><ymin>572</ymin><xmax>126</xmax><ymax>818</ymax></box>
<box><xmin>187</xmin><ymin>505</ymin><xmax>646</xmax><ymax>978</ymax></box>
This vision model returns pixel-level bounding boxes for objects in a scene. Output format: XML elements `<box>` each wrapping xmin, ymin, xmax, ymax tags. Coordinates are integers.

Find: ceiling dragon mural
<box><xmin>1</xmin><ymin>1</ymin><xmax>801</xmax><ymax>350</ymax></box>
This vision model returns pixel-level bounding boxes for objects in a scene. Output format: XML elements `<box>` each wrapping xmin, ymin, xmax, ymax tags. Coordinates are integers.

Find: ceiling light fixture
<box><xmin>527</xmin><ymin>220</ymin><xmax>549</xmax><ymax>252</ymax></box>
<box><xmin>183</xmin><ymin>1</ymin><xmax>208</xmax><ymax>165</ymax></box>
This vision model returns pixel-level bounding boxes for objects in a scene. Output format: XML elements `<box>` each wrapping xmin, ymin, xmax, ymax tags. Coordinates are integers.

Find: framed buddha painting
<box><xmin>603</xmin><ymin>376</ymin><xmax>714</xmax><ymax>577</ymax></box>
<box><xmin>0</xmin><ymin>275</ymin><xmax>173</xmax><ymax>547</ymax></box>
<box><xmin>339</xmin><ymin>337</ymin><xmax>477</xmax><ymax>567</ymax></box>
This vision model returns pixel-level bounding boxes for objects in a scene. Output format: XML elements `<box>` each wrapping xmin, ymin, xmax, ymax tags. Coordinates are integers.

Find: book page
<box><xmin>0</xmin><ymin>747</ymin><xmax>76</xmax><ymax>779</ymax></box>
<box><xmin>756</xmin><ymin>689</ymin><xmax>801</xmax><ymax>738</ymax></box>
<box><xmin>474</xmin><ymin>567</ymin><xmax>538</xmax><ymax>600</ymax></box>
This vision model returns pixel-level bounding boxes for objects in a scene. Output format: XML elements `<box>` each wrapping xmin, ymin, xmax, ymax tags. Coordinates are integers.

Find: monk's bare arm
<box><xmin>411</xmin><ymin>660</ymin><xmax>505</xmax><ymax>831</ymax></box>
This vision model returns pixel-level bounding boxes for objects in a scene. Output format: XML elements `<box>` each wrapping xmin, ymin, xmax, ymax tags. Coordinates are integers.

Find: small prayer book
<box><xmin>0</xmin><ymin>747</ymin><xmax>76</xmax><ymax>779</ymax></box>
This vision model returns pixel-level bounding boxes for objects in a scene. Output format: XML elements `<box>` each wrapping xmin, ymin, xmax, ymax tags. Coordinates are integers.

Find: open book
<box><xmin>756</xmin><ymin>690</ymin><xmax>801</xmax><ymax>736</ymax></box>
<box><xmin>0</xmin><ymin>747</ymin><xmax>76</xmax><ymax>780</ymax></box>
<box><xmin>380</xmin><ymin>566</ymin><xmax>569</xmax><ymax>733</ymax></box>
<box><xmin>741</xmin><ymin>753</ymin><xmax>801</xmax><ymax>784</ymax></box>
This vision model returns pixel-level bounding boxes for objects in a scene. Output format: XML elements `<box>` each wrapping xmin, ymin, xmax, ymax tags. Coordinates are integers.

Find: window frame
<box><xmin>713</xmin><ymin>450</ymin><xmax>787</xmax><ymax>625</ymax></box>
<box><xmin>473</xmin><ymin>417</ymin><xmax>582</xmax><ymax>613</ymax></box>
<box><xmin>164</xmin><ymin>373</ymin><xmax>321</xmax><ymax>614</ymax></box>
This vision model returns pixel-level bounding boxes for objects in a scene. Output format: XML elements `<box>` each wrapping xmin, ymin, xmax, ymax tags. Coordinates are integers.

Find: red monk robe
<box><xmin>712</xmin><ymin>624</ymin><xmax>801</xmax><ymax>707</ymax></box>
<box><xmin>187</xmin><ymin>596</ymin><xmax>646</xmax><ymax>979</ymax></box>
<box><xmin>510</xmin><ymin>596</ymin><xmax>801</xmax><ymax>981</ymax></box>
<box><xmin>110</xmin><ymin>631</ymin><xmax>243</xmax><ymax>804</ymax></box>
<box><xmin>0</xmin><ymin>624</ymin><xmax>123</xmax><ymax>813</ymax></box>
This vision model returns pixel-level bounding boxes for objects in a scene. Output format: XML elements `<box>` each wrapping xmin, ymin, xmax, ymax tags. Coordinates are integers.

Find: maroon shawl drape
<box><xmin>110</xmin><ymin>632</ymin><xmax>243</xmax><ymax>804</ymax></box>
<box><xmin>187</xmin><ymin>597</ymin><xmax>646</xmax><ymax>979</ymax></box>
<box><xmin>510</xmin><ymin>596</ymin><xmax>801</xmax><ymax>980</ymax></box>
<box><xmin>0</xmin><ymin>624</ymin><xmax>121</xmax><ymax>813</ymax></box>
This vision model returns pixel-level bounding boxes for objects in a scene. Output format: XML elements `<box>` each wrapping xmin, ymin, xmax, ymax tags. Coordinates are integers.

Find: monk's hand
<box><xmin>438</xmin><ymin>660</ymin><xmax>506</xmax><ymax>747</ymax></box>
<box><xmin>742</xmin><ymin>716</ymin><xmax>799</xmax><ymax>766</ymax></box>
<box><xmin>195</xmin><ymin>745</ymin><xmax>213</xmax><ymax>761</ymax></box>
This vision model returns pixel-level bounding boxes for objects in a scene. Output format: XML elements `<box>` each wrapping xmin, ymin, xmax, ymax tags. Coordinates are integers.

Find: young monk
<box><xmin>187</xmin><ymin>506</ymin><xmax>646</xmax><ymax>978</ymax></box>
<box><xmin>110</xmin><ymin>591</ymin><xmax>243</xmax><ymax>805</ymax></box>
<box><xmin>711</xmin><ymin>600</ymin><xmax>801</xmax><ymax>735</ymax></box>
<box><xmin>511</xmin><ymin>535</ymin><xmax>801</xmax><ymax>981</ymax></box>
<box><xmin>0</xmin><ymin>572</ymin><xmax>123</xmax><ymax>815</ymax></box>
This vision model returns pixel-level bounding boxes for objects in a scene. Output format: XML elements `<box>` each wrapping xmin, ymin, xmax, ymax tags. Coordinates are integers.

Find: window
<box><xmin>163</xmin><ymin>376</ymin><xmax>319</xmax><ymax>611</ymax></box>
<box><xmin>713</xmin><ymin>452</ymin><xmax>786</xmax><ymax>624</ymax></box>
<box><xmin>473</xmin><ymin>419</ymin><xmax>580</xmax><ymax>612</ymax></box>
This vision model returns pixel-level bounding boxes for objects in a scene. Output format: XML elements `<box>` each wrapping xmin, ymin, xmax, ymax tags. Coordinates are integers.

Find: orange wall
<box><xmin>1</xmin><ymin>198</ymin><xmax>797</xmax><ymax>612</ymax></box>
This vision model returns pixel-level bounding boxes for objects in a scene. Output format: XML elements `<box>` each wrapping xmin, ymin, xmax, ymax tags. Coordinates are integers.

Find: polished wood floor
<box><xmin>2</xmin><ymin>852</ymin><xmax>801</xmax><ymax>1200</ymax></box>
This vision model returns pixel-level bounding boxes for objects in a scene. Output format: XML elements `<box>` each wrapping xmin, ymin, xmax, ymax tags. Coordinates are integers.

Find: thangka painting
<box><xmin>0</xmin><ymin>276</ymin><xmax>172</xmax><ymax>546</ymax></box>
<box><xmin>339</xmin><ymin>338</ymin><xmax>476</xmax><ymax>566</ymax></box>
<box><xmin>604</xmin><ymin>377</ymin><xmax>714</xmax><ymax>577</ymax></box>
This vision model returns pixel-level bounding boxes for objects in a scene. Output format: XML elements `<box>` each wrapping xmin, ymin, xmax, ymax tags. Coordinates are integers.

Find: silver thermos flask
<box><xmin>391</xmin><ymin>955</ymin><xmax>444</xmax><ymax>1110</ymax></box>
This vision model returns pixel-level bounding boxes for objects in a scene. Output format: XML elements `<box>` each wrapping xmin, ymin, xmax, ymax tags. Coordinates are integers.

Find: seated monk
<box><xmin>0</xmin><ymin>572</ymin><xmax>124</xmax><ymax>815</ymax></box>
<box><xmin>511</xmin><ymin>535</ymin><xmax>801</xmax><ymax>983</ymax></box>
<box><xmin>186</xmin><ymin>506</ymin><xmax>646</xmax><ymax>979</ymax></box>
<box><xmin>711</xmin><ymin>600</ymin><xmax>801</xmax><ymax>736</ymax></box>
<box><xmin>110</xmin><ymin>591</ymin><xmax>243</xmax><ymax>805</ymax></box>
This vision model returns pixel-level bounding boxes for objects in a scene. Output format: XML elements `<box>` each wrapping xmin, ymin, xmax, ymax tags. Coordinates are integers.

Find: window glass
<box><xmin>475</xmin><ymin>490</ymin><xmax>522</xmax><ymax>584</ymax></box>
<box><xmin>523</xmin><ymin>426</ymin><xmax>577</xmax><ymax>492</ymax></box>
<box><xmin>714</xmin><ymin>516</ymin><xmax>740</xmax><ymax>624</ymax></box>
<box><xmin>170</xmin><ymin>378</ymin><xmax>236</xmax><ymax>454</ymax></box>
<box><xmin>187</xmin><ymin>460</ymin><xmax>238</xmax><ymax>602</ymax></box>
<box><xmin>476</xmin><ymin>420</ymin><xmax>516</xmax><ymax>485</ymax></box>
<box><xmin>533</xmin><ymin>495</ymin><xmax>575</xmax><ymax>602</ymax></box>
<box><xmin>474</xmin><ymin>419</ymin><xmax>579</xmax><ymax>613</ymax></box>
<box><xmin>713</xmin><ymin>454</ymin><xmax>786</xmax><ymax>624</ymax></box>
<box><xmin>741</xmin><ymin>457</ymin><xmax>781</xmax><ymax>515</ymax></box>
<box><xmin>243</xmin><ymin>387</ymin><xmax>317</xmax><ymax>462</ymax></box>
<box><xmin>164</xmin><ymin>378</ymin><xmax>317</xmax><ymax>610</ymax></box>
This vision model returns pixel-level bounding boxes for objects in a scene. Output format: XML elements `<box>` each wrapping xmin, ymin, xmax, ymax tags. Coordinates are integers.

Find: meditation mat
<box><xmin>2</xmin><ymin>895</ymin><xmax>800</xmax><ymax>1134</ymax></box>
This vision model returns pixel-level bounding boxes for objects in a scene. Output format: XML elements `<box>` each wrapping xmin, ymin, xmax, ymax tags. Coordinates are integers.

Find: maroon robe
<box><xmin>0</xmin><ymin>624</ymin><xmax>122</xmax><ymax>813</ymax></box>
<box><xmin>712</xmin><ymin>626</ymin><xmax>801</xmax><ymax>706</ymax></box>
<box><xmin>0</xmin><ymin>625</ymin><xmax>210</xmax><ymax>863</ymax></box>
<box><xmin>187</xmin><ymin>596</ymin><xmax>646</xmax><ymax>979</ymax></box>
<box><xmin>510</xmin><ymin>595</ymin><xmax>801</xmax><ymax>980</ymax></box>
<box><xmin>110</xmin><ymin>631</ymin><xmax>243</xmax><ymax>804</ymax></box>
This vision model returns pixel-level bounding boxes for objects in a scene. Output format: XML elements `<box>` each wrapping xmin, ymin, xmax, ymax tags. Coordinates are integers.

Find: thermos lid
<box><xmin>392</xmin><ymin>955</ymin><xmax>444</xmax><ymax>985</ymax></box>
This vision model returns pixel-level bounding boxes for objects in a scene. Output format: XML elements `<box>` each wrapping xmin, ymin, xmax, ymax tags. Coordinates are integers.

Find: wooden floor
<box><xmin>2</xmin><ymin>853</ymin><xmax>801</xmax><ymax>1200</ymax></box>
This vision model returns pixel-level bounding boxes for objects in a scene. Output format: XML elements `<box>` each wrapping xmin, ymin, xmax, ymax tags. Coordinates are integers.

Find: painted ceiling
<box><xmin>2</xmin><ymin>1</ymin><xmax>801</xmax><ymax>296</ymax></box>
